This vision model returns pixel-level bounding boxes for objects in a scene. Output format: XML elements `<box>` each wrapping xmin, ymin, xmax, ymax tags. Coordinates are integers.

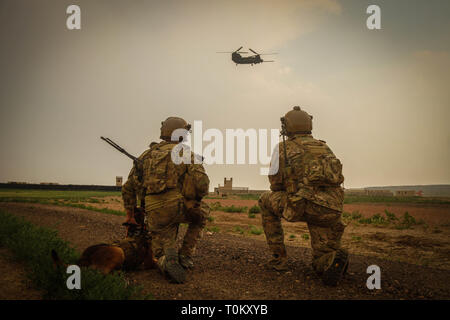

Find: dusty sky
<box><xmin>0</xmin><ymin>0</ymin><xmax>449</xmax><ymax>190</ymax></box>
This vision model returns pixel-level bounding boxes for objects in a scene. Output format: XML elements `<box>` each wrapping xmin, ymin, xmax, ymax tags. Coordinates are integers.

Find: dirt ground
<box><xmin>0</xmin><ymin>202</ymin><xmax>449</xmax><ymax>300</ymax></box>
<box><xmin>203</xmin><ymin>199</ymin><xmax>450</xmax><ymax>270</ymax></box>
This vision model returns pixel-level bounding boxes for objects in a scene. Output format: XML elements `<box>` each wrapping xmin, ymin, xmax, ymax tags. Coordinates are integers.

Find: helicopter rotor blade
<box><xmin>216</xmin><ymin>51</ymin><xmax>249</xmax><ymax>54</ymax></box>
<box><xmin>263</xmin><ymin>60</ymin><xmax>275</xmax><ymax>62</ymax></box>
<box><xmin>260</xmin><ymin>53</ymin><xmax>278</xmax><ymax>55</ymax></box>
<box><xmin>249</xmin><ymin>48</ymin><xmax>258</xmax><ymax>54</ymax></box>
<box><xmin>235</xmin><ymin>46</ymin><xmax>243</xmax><ymax>52</ymax></box>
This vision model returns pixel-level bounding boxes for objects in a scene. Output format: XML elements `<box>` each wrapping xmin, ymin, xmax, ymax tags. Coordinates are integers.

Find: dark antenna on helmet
<box><xmin>280</xmin><ymin>116</ymin><xmax>297</xmax><ymax>193</ymax></box>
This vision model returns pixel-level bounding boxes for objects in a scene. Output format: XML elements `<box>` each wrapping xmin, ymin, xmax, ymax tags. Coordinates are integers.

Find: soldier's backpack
<box><xmin>182</xmin><ymin>163</ymin><xmax>210</xmax><ymax>200</ymax></box>
<box><xmin>143</xmin><ymin>143</ymin><xmax>179</xmax><ymax>194</ymax></box>
<box><xmin>295</xmin><ymin>138</ymin><xmax>344</xmax><ymax>187</ymax></box>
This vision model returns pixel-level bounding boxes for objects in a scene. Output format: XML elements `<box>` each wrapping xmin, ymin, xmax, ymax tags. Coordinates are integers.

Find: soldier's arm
<box><xmin>122</xmin><ymin>166</ymin><xmax>138</xmax><ymax>211</ymax></box>
<box><xmin>268</xmin><ymin>142</ymin><xmax>284</xmax><ymax>191</ymax></box>
<box><xmin>185</xmin><ymin>153</ymin><xmax>210</xmax><ymax>200</ymax></box>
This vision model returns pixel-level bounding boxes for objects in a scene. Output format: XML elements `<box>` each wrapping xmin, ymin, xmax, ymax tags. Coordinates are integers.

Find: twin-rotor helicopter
<box><xmin>217</xmin><ymin>46</ymin><xmax>277</xmax><ymax>66</ymax></box>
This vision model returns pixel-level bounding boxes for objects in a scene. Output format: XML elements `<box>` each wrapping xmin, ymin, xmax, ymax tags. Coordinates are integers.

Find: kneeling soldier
<box><xmin>259</xmin><ymin>106</ymin><xmax>348</xmax><ymax>286</ymax></box>
<box><xmin>122</xmin><ymin>116</ymin><xmax>210</xmax><ymax>283</ymax></box>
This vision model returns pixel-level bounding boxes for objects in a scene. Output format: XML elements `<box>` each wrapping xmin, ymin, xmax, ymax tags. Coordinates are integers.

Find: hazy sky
<box><xmin>0</xmin><ymin>0</ymin><xmax>449</xmax><ymax>190</ymax></box>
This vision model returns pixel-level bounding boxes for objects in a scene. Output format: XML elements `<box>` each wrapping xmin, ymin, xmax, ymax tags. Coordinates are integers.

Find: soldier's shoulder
<box><xmin>138</xmin><ymin>148</ymin><xmax>152</xmax><ymax>160</ymax></box>
<box><xmin>190</xmin><ymin>152</ymin><xmax>205</xmax><ymax>165</ymax></box>
<box><xmin>137</xmin><ymin>142</ymin><xmax>160</xmax><ymax>160</ymax></box>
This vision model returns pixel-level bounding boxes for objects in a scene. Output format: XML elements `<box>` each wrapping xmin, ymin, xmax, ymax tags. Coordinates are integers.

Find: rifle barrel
<box><xmin>100</xmin><ymin>136</ymin><xmax>140</xmax><ymax>163</ymax></box>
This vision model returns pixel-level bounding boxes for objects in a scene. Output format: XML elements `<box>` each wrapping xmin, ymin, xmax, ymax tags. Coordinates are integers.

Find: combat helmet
<box><xmin>281</xmin><ymin>106</ymin><xmax>313</xmax><ymax>135</ymax></box>
<box><xmin>160</xmin><ymin>116</ymin><xmax>191</xmax><ymax>141</ymax></box>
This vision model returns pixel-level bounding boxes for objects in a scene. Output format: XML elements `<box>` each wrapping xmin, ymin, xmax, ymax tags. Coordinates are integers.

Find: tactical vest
<box><xmin>143</xmin><ymin>142</ymin><xmax>182</xmax><ymax>194</ymax></box>
<box><xmin>283</xmin><ymin>136</ymin><xmax>344</xmax><ymax>189</ymax></box>
<box><xmin>282</xmin><ymin>135</ymin><xmax>345</xmax><ymax>212</ymax></box>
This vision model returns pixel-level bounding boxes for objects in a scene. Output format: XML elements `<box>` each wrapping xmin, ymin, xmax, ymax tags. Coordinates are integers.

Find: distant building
<box><xmin>366</xmin><ymin>189</ymin><xmax>394</xmax><ymax>197</ymax></box>
<box><xmin>344</xmin><ymin>189</ymin><xmax>367</xmax><ymax>196</ymax></box>
<box><xmin>39</xmin><ymin>182</ymin><xmax>59</xmax><ymax>185</ymax></box>
<box><xmin>395</xmin><ymin>190</ymin><xmax>417</xmax><ymax>197</ymax></box>
<box><xmin>214</xmin><ymin>177</ymin><xmax>248</xmax><ymax>196</ymax></box>
<box><xmin>344</xmin><ymin>189</ymin><xmax>394</xmax><ymax>197</ymax></box>
<box><xmin>116</xmin><ymin>176</ymin><xmax>123</xmax><ymax>187</ymax></box>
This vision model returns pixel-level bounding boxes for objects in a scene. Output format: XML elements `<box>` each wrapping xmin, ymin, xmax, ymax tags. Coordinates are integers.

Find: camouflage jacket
<box><xmin>269</xmin><ymin>133</ymin><xmax>344</xmax><ymax>212</ymax></box>
<box><xmin>122</xmin><ymin>148</ymin><xmax>151</xmax><ymax>211</ymax></box>
<box><xmin>122</xmin><ymin>141</ymin><xmax>209</xmax><ymax>210</ymax></box>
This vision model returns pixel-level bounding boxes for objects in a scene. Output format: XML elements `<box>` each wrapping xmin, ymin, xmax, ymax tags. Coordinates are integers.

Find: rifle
<box><xmin>101</xmin><ymin>136</ymin><xmax>141</xmax><ymax>164</ymax></box>
<box><xmin>101</xmin><ymin>136</ymin><xmax>143</xmax><ymax>180</ymax></box>
<box><xmin>100</xmin><ymin>136</ymin><xmax>145</xmax><ymax>212</ymax></box>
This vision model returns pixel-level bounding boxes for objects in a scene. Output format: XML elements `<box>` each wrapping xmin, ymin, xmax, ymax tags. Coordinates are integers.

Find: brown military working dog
<box><xmin>52</xmin><ymin>208</ymin><xmax>156</xmax><ymax>274</ymax></box>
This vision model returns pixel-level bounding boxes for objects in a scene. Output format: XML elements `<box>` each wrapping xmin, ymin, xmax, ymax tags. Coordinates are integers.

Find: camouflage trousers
<box><xmin>258</xmin><ymin>191</ymin><xmax>346</xmax><ymax>274</ymax></box>
<box><xmin>145</xmin><ymin>189</ymin><xmax>210</xmax><ymax>259</ymax></box>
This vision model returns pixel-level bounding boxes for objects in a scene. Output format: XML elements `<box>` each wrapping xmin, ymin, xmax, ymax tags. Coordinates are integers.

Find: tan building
<box><xmin>211</xmin><ymin>178</ymin><xmax>268</xmax><ymax>197</ymax></box>
<box><xmin>214</xmin><ymin>177</ymin><xmax>249</xmax><ymax>196</ymax></box>
<box><xmin>344</xmin><ymin>189</ymin><xmax>367</xmax><ymax>196</ymax></box>
<box><xmin>366</xmin><ymin>189</ymin><xmax>394</xmax><ymax>197</ymax></box>
<box><xmin>395</xmin><ymin>190</ymin><xmax>417</xmax><ymax>197</ymax></box>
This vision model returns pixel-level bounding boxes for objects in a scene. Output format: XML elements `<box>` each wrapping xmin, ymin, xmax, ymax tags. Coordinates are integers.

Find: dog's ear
<box><xmin>51</xmin><ymin>249</ymin><xmax>63</xmax><ymax>269</ymax></box>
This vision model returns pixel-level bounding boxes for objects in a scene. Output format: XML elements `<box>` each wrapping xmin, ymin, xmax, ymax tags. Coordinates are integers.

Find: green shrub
<box><xmin>206</xmin><ymin>226</ymin><xmax>220</xmax><ymax>233</ymax></box>
<box><xmin>301</xmin><ymin>233</ymin><xmax>310</xmax><ymax>240</ymax></box>
<box><xmin>249</xmin><ymin>226</ymin><xmax>263</xmax><ymax>235</ymax></box>
<box><xmin>395</xmin><ymin>212</ymin><xmax>420</xmax><ymax>229</ymax></box>
<box><xmin>248</xmin><ymin>205</ymin><xmax>261</xmax><ymax>214</ymax></box>
<box><xmin>0</xmin><ymin>210</ymin><xmax>145</xmax><ymax>300</ymax></box>
<box><xmin>218</xmin><ymin>205</ymin><xmax>247</xmax><ymax>213</ymax></box>
<box><xmin>248</xmin><ymin>212</ymin><xmax>256</xmax><ymax>219</ymax></box>
<box><xmin>358</xmin><ymin>213</ymin><xmax>387</xmax><ymax>225</ymax></box>
<box><xmin>384</xmin><ymin>210</ymin><xmax>398</xmax><ymax>221</ymax></box>
<box><xmin>233</xmin><ymin>226</ymin><xmax>245</xmax><ymax>234</ymax></box>
<box><xmin>289</xmin><ymin>234</ymin><xmax>296</xmax><ymax>239</ymax></box>
<box><xmin>209</xmin><ymin>202</ymin><xmax>222</xmax><ymax>211</ymax></box>
<box><xmin>351</xmin><ymin>211</ymin><xmax>362</xmax><ymax>220</ymax></box>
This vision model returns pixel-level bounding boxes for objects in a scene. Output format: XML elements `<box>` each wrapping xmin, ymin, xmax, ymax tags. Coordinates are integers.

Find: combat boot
<box><xmin>322</xmin><ymin>249</ymin><xmax>349</xmax><ymax>286</ymax></box>
<box><xmin>179</xmin><ymin>254</ymin><xmax>194</xmax><ymax>269</ymax></box>
<box><xmin>265</xmin><ymin>247</ymin><xmax>288</xmax><ymax>271</ymax></box>
<box><xmin>157</xmin><ymin>248</ymin><xmax>186</xmax><ymax>284</ymax></box>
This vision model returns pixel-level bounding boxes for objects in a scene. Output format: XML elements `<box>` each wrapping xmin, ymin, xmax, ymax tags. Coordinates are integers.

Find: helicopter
<box><xmin>217</xmin><ymin>46</ymin><xmax>276</xmax><ymax>66</ymax></box>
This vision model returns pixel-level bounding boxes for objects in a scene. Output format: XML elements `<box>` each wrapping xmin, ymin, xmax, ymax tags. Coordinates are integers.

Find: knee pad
<box><xmin>258</xmin><ymin>192</ymin><xmax>271</xmax><ymax>211</ymax></box>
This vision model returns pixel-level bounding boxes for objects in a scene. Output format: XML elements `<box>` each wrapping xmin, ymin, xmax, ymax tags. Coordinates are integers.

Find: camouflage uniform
<box><xmin>122</xmin><ymin>141</ymin><xmax>210</xmax><ymax>261</ymax></box>
<box><xmin>122</xmin><ymin>149</ymin><xmax>151</xmax><ymax>213</ymax></box>
<box><xmin>260</xmin><ymin>111</ymin><xmax>347</xmax><ymax>282</ymax></box>
<box><xmin>121</xmin><ymin>149</ymin><xmax>153</xmax><ymax>265</ymax></box>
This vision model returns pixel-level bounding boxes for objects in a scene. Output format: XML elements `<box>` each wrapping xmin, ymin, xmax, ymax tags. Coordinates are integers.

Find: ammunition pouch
<box><xmin>184</xmin><ymin>199</ymin><xmax>210</xmax><ymax>224</ymax></box>
<box><xmin>282</xmin><ymin>193</ymin><xmax>306</xmax><ymax>222</ymax></box>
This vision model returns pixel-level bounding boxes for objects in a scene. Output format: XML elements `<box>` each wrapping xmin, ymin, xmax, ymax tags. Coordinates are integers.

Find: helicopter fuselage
<box><xmin>231</xmin><ymin>52</ymin><xmax>263</xmax><ymax>65</ymax></box>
